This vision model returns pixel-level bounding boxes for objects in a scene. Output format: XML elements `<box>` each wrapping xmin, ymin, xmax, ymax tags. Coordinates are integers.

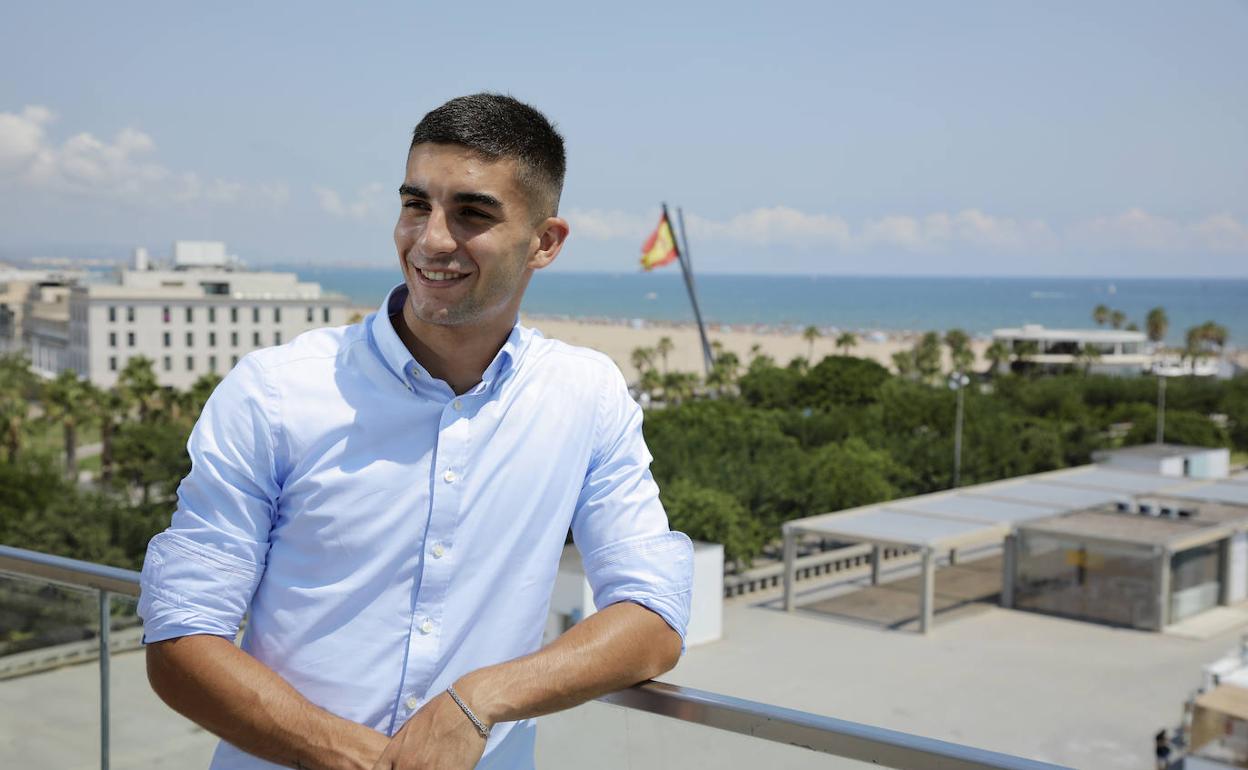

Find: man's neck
<box><xmin>391</xmin><ymin>307</ymin><xmax>514</xmax><ymax>396</ymax></box>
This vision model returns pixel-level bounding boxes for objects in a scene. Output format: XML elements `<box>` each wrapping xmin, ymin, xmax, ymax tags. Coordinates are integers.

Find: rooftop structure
<box><xmin>783</xmin><ymin>457</ymin><xmax>1244</xmax><ymax>634</ymax></box>
<box><xmin>1094</xmin><ymin>444</ymin><xmax>1231</xmax><ymax>479</ymax></box>
<box><xmin>991</xmin><ymin>323</ymin><xmax>1152</xmax><ymax>375</ymax></box>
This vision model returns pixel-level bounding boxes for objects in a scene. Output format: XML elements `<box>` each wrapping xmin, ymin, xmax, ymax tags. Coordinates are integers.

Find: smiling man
<box><xmin>137</xmin><ymin>94</ymin><xmax>693</xmax><ymax>770</ymax></box>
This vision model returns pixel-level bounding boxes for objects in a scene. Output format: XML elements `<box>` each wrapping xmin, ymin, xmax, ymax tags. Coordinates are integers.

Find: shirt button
<box><xmin>452</xmin><ymin>399</ymin><xmax>463</xmax><ymax>411</ymax></box>
<box><xmin>405</xmin><ymin>696</ymin><xmax>420</xmax><ymax>710</ymax></box>
<box><xmin>431</xmin><ymin>543</ymin><xmax>445</xmax><ymax>559</ymax></box>
<box><xmin>419</xmin><ymin>618</ymin><xmax>434</xmax><ymax>634</ymax></box>
<box><xmin>443</xmin><ymin>470</ymin><xmax>458</xmax><ymax>483</ymax></box>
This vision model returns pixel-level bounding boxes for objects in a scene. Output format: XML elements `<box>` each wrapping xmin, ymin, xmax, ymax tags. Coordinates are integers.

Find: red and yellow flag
<box><xmin>640</xmin><ymin>213</ymin><xmax>678</xmax><ymax>271</ymax></box>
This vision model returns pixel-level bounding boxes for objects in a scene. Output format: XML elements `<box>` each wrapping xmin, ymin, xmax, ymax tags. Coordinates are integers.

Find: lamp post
<box><xmin>948</xmin><ymin>372</ymin><xmax>970</xmax><ymax>488</ymax></box>
<box><xmin>1156</xmin><ymin>370</ymin><xmax>1167</xmax><ymax>445</ymax></box>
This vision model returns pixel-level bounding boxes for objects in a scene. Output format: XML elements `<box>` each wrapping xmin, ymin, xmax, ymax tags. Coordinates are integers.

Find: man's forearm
<box><xmin>146</xmin><ymin>634</ymin><xmax>389</xmax><ymax>770</ymax></box>
<box><xmin>452</xmin><ymin>601</ymin><xmax>682</xmax><ymax>728</ymax></box>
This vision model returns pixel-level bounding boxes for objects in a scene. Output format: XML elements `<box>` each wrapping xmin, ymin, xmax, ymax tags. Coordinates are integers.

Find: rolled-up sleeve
<box><xmin>138</xmin><ymin>355</ymin><xmax>280</xmax><ymax>643</ymax></box>
<box><xmin>572</xmin><ymin>364</ymin><xmax>694</xmax><ymax>650</ymax></box>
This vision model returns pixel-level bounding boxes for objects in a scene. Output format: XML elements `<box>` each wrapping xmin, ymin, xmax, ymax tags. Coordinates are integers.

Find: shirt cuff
<box><xmin>582</xmin><ymin>531</ymin><xmax>694</xmax><ymax>653</ymax></box>
<box><xmin>137</xmin><ymin>531</ymin><xmax>265</xmax><ymax>644</ymax></box>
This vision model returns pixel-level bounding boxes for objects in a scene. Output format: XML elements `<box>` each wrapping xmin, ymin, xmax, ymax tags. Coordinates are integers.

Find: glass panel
<box><xmin>538</xmin><ymin>699</ymin><xmax>881</xmax><ymax>769</ymax></box>
<box><xmin>1171</xmin><ymin>544</ymin><xmax>1222</xmax><ymax>622</ymax></box>
<box><xmin>0</xmin><ymin>574</ymin><xmax>217</xmax><ymax>768</ymax></box>
<box><xmin>1014</xmin><ymin>532</ymin><xmax>1160</xmax><ymax>629</ymax></box>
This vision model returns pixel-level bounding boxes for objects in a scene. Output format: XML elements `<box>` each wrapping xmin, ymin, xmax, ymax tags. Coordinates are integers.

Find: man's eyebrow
<box><xmin>397</xmin><ymin>185</ymin><xmax>504</xmax><ymax>211</ymax></box>
<box><xmin>452</xmin><ymin>191</ymin><xmax>504</xmax><ymax>209</ymax></box>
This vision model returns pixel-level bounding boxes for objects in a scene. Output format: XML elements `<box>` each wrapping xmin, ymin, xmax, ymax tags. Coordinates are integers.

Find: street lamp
<box><xmin>948</xmin><ymin>372</ymin><xmax>970</xmax><ymax>488</ymax></box>
<box><xmin>1156</xmin><ymin>369</ymin><xmax>1167</xmax><ymax>444</ymax></box>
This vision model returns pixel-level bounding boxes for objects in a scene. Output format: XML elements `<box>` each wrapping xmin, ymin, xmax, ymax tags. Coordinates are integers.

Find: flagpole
<box><xmin>665</xmin><ymin>202</ymin><xmax>714</xmax><ymax>376</ymax></box>
<box><xmin>675</xmin><ymin>207</ymin><xmax>694</xmax><ymax>285</ymax></box>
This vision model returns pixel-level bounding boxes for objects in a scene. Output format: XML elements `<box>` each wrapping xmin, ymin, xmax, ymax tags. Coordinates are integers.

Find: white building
<box><xmin>64</xmin><ymin>265</ymin><xmax>352</xmax><ymax>389</ymax></box>
<box><xmin>991</xmin><ymin>324</ymin><xmax>1152</xmax><ymax>375</ymax></box>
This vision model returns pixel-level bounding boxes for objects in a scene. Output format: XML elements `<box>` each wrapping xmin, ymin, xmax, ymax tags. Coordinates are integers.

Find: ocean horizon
<box><xmin>282</xmin><ymin>266</ymin><xmax>1248</xmax><ymax>347</ymax></box>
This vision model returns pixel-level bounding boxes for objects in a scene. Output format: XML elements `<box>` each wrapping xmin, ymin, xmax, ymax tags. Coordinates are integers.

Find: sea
<box><xmin>284</xmin><ymin>267</ymin><xmax>1248</xmax><ymax>346</ymax></box>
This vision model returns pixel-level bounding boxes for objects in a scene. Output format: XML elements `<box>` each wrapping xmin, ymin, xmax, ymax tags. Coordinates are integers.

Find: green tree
<box><xmin>914</xmin><ymin>332</ymin><xmax>943</xmax><ymax>382</ymax></box>
<box><xmin>891</xmin><ymin>349</ymin><xmax>917</xmax><ymax>379</ymax></box>
<box><xmin>1109</xmin><ymin>309</ymin><xmax>1126</xmax><ymax>330</ymax></box>
<box><xmin>41</xmin><ymin>371</ymin><xmax>96</xmax><ymax>478</ymax></box>
<box><xmin>0</xmin><ymin>353</ymin><xmax>37</xmax><ymax>461</ymax></box>
<box><xmin>629</xmin><ymin>346</ymin><xmax>655</xmax><ymax>381</ymax></box>
<box><xmin>835</xmin><ymin>331</ymin><xmax>858</xmax><ymax>356</ymax></box>
<box><xmin>1092</xmin><ymin>304</ymin><xmax>1110</xmax><ymax>327</ymax></box>
<box><xmin>118</xmin><ymin>356</ymin><xmax>161</xmax><ymax>422</ymax></box>
<box><xmin>660</xmin><ymin>478</ymin><xmax>766</xmax><ymax>567</ymax></box>
<box><xmin>92</xmin><ymin>385</ymin><xmax>128</xmax><ymax>483</ymax></box>
<box><xmin>985</xmin><ymin>340</ymin><xmax>1011</xmax><ymax>375</ymax></box>
<box><xmin>797</xmin><ymin>356</ymin><xmax>891</xmax><ymax>408</ymax></box>
<box><xmin>706</xmin><ymin>349</ymin><xmax>741</xmax><ymax>391</ymax></box>
<box><xmin>944</xmin><ymin>328</ymin><xmax>974</xmax><ymax>375</ymax></box>
<box><xmin>738</xmin><ymin>357</ymin><xmax>801</xmax><ymax>409</ymax></box>
<box><xmin>111</xmin><ymin>418</ymin><xmax>192</xmax><ymax>505</ymax></box>
<box><xmin>795</xmin><ymin>437</ymin><xmax>903</xmax><ymax>513</ymax></box>
<box><xmin>802</xmin><ymin>325</ymin><xmax>821</xmax><ymax>361</ymax></box>
<box><xmin>655</xmin><ymin>336</ymin><xmax>674</xmax><ymax>375</ymax></box>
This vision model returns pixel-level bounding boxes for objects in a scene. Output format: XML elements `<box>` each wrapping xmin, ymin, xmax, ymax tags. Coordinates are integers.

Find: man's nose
<box><xmin>418</xmin><ymin>208</ymin><xmax>457</xmax><ymax>256</ymax></box>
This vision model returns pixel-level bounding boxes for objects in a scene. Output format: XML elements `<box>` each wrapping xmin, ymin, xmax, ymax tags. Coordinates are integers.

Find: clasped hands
<box><xmin>369</xmin><ymin>689</ymin><xmax>490</xmax><ymax>770</ymax></box>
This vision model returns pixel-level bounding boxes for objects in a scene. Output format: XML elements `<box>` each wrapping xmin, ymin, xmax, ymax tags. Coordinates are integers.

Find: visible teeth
<box><xmin>420</xmin><ymin>269</ymin><xmax>461</xmax><ymax>281</ymax></box>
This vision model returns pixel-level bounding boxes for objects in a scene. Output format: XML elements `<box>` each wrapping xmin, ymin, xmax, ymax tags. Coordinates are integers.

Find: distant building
<box><xmin>13</xmin><ymin>244</ymin><xmax>353</xmax><ymax>389</ymax></box>
<box><xmin>991</xmin><ymin>324</ymin><xmax>1152</xmax><ymax>375</ymax></box>
<box><xmin>0</xmin><ymin>265</ymin><xmax>87</xmax><ymax>358</ymax></box>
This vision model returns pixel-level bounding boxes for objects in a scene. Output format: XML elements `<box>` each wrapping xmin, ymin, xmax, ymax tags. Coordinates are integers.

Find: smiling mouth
<box><xmin>414</xmin><ymin>267</ymin><xmax>469</xmax><ymax>284</ymax></box>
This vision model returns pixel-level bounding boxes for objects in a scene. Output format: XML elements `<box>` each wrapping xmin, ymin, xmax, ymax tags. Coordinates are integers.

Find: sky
<box><xmin>1</xmin><ymin>0</ymin><xmax>1245</xmax><ymax>276</ymax></box>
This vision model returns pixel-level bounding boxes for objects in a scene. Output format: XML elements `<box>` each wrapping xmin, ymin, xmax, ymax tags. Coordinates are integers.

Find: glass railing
<box><xmin>0</xmin><ymin>544</ymin><xmax>1071</xmax><ymax>770</ymax></box>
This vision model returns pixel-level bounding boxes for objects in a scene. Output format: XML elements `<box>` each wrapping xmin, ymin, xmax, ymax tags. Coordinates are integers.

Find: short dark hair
<box><xmin>410</xmin><ymin>93</ymin><xmax>566</xmax><ymax>219</ymax></box>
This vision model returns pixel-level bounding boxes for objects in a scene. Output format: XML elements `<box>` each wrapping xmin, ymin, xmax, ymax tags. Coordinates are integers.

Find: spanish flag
<box><xmin>640</xmin><ymin>213</ymin><xmax>679</xmax><ymax>271</ymax></box>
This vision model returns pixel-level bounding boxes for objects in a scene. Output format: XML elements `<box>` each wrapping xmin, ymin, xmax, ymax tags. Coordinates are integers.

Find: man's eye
<box><xmin>462</xmin><ymin>208</ymin><xmax>491</xmax><ymax>219</ymax></box>
<box><xmin>402</xmin><ymin>200</ymin><xmax>430</xmax><ymax>211</ymax></box>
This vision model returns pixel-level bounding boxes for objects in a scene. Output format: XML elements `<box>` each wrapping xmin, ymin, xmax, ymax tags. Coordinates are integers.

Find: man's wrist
<box><xmin>452</xmin><ymin>669</ymin><xmax>501</xmax><ymax>728</ymax></box>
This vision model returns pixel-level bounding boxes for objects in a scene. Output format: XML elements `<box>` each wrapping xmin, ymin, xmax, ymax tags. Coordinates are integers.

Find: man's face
<box><xmin>394</xmin><ymin>144</ymin><xmax>559</xmax><ymax>332</ymax></box>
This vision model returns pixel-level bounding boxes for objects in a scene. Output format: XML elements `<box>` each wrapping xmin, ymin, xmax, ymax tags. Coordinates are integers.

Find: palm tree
<box><xmin>1109</xmin><ymin>309</ymin><xmax>1126</xmax><ymax>330</ymax></box>
<box><xmin>891</xmin><ymin>350</ymin><xmax>917</xmax><ymax>379</ymax></box>
<box><xmin>1015</xmin><ymin>340</ymin><xmax>1040</xmax><ymax>373</ymax></box>
<box><xmin>42</xmin><ymin>370</ymin><xmax>95</xmax><ymax>478</ymax></box>
<box><xmin>985</xmin><ymin>340</ymin><xmax>1011</xmax><ymax>375</ymax></box>
<box><xmin>1145</xmin><ymin>307</ymin><xmax>1168</xmax><ymax>343</ymax></box>
<box><xmin>835</xmin><ymin>331</ymin><xmax>858</xmax><ymax>356</ymax></box>
<box><xmin>1092</xmin><ymin>304</ymin><xmax>1110</xmax><ymax>327</ymax></box>
<box><xmin>118</xmin><ymin>356</ymin><xmax>161</xmax><ymax>422</ymax></box>
<box><xmin>629</xmin><ymin>346</ymin><xmax>655</xmax><ymax>381</ymax></box>
<box><xmin>914</xmin><ymin>332</ymin><xmax>943</xmax><ymax>382</ymax></box>
<box><xmin>655</xmin><ymin>337</ymin><xmax>674</xmax><ymax>375</ymax></box>
<box><xmin>93</xmin><ymin>386</ymin><xmax>127</xmax><ymax>483</ymax></box>
<box><xmin>944</xmin><ymin>328</ymin><xmax>973</xmax><ymax>374</ymax></box>
<box><xmin>0</xmin><ymin>353</ymin><xmax>36</xmax><ymax>462</ymax></box>
<box><xmin>802</xmin><ymin>325</ymin><xmax>821</xmax><ymax>361</ymax></box>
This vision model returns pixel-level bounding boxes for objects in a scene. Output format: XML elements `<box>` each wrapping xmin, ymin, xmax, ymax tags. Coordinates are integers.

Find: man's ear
<box><xmin>528</xmin><ymin>217</ymin><xmax>570</xmax><ymax>271</ymax></box>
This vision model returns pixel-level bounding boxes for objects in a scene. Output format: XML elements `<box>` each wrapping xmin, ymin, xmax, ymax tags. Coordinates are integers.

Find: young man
<box><xmin>139</xmin><ymin>94</ymin><xmax>693</xmax><ymax>770</ymax></box>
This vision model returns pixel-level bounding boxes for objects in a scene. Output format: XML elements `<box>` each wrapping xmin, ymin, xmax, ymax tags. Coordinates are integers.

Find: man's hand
<box><xmin>371</xmin><ymin>690</ymin><xmax>488</xmax><ymax>770</ymax></box>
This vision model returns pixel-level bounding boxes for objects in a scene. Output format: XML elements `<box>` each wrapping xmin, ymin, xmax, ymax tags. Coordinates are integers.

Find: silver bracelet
<box><xmin>447</xmin><ymin>685</ymin><xmax>491</xmax><ymax>740</ymax></box>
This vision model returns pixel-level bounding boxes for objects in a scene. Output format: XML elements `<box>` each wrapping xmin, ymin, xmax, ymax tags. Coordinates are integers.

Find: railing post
<box><xmin>782</xmin><ymin>526</ymin><xmax>796</xmax><ymax>612</ymax></box>
<box><xmin>99</xmin><ymin>589</ymin><xmax>111</xmax><ymax>770</ymax></box>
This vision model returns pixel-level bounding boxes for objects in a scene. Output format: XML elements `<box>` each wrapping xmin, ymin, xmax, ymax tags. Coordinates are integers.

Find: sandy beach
<box><xmin>520</xmin><ymin>315</ymin><xmax>990</xmax><ymax>380</ymax></box>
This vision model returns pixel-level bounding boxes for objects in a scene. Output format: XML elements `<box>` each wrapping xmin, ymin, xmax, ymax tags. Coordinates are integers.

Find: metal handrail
<box><xmin>0</xmin><ymin>544</ymin><xmax>1072</xmax><ymax>770</ymax></box>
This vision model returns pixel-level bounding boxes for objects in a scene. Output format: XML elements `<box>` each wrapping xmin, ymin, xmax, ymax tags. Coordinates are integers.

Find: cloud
<box><xmin>315</xmin><ymin>182</ymin><xmax>389</xmax><ymax>220</ymax></box>
<box><xmin>0</xmin><ymin>104</ymin><xmax>281</xmax><ymax>208</ymax></box>
<box><xmin>1070</xmin><ymin>208</ymin><xmax>1248</xmax><ymax>254</ymax></box>
<box><xmin>861</xmin><ymin>209</ymin><xmax>1057</xmax><ymax>253</ymax></box>
<box><xmin>688</xmin><ymin>206</ymin><xmax>852</xmax><ymax>247</ymax></box>
<box><xmin>566</xmin><ymin>202</ymin><xmax>1246</xmax><ymax>259</ymax></box>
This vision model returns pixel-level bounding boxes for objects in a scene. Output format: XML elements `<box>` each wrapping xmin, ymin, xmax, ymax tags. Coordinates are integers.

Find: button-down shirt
<box><xmin>137</xmin><ymin>285</ymin><xmax>694</xmax><ymax>770</ymax></box>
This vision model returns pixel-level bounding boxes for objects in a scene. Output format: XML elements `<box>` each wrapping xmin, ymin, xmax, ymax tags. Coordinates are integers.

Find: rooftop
<box><xmin>992</xmin><ymin>325</ymin><xmax>1148</xmax><ymax>344</ymax></box>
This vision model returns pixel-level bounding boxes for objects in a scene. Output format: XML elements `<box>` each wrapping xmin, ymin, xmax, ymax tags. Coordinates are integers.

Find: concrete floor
<box><xmin>4</xmin><ymin>556</ymin><xmax>1245</xmax><ymax>770</ymax></box>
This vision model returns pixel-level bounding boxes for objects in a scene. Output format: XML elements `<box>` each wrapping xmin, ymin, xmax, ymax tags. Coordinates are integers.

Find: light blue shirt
<box><xmin>138</xmin><ymin>285</ymin><xmax>694</xmax><ymax>770</ymax></box>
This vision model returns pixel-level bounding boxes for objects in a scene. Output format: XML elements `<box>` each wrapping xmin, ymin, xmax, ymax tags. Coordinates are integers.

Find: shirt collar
<box><xmin>369</xmin><ymin>283</ymin><xmax>528</xmax><ymax>391</ymax></box>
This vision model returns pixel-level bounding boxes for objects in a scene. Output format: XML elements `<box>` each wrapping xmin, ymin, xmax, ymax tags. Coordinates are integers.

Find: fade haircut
<box><xmin>410</xmin><ymin>93</ymin><xmax>566</xmax><ymax>221</ymax></box>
